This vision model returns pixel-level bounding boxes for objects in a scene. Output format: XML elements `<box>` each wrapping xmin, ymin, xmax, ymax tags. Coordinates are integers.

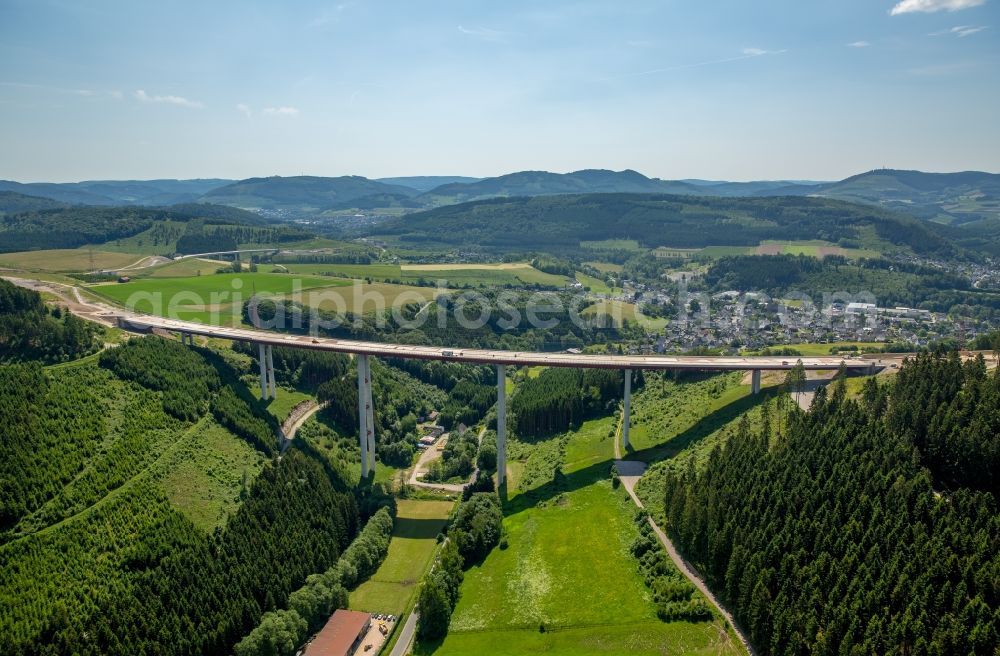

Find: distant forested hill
<box><xmin>376</xmin><ymin>176</ymin><xmax>482</xmax><ymax>192</ymax></box>
<box><xmin>0</xmin><ymin>179</ymin><xmax>233</xmax><ymax>206</ymax></box>
<box><xmin>0</xmin><ymin>204</ymin><xmax>307</xmax><ymax>253</ymax></box>
<box><xmin>200</xmin><ymin>175</ymin><xmax>419</xmax><ymax>214</ymax></box>
<box><xmin>375</xmin><ymin>193</ymin><xmax>958</xmax><ymax>257</ymax></box>
<box><xmin>662</xmin><ymin>355</ymin><xmax>1000</xmax><ymax>654</ymax></box>
<box><xmin>0</xmin><ymin>191</ymin><xmax>67</xmax><ymax>217</ymax></box>
<box><xmin>777</xmin><ymin>169</ymin><xmax>1000</xmax><ymax>224</ymax></box>
<box><xmin>416</xmin><ymin>169</ymin><xmax>700</xmax><ymax>206</ymax></box>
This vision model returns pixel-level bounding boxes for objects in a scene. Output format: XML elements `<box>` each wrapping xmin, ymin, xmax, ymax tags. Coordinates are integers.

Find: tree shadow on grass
<box><xmin>501</xmin><ymin>389</ymin><xmax>776</xmax><ymax>515</ymax></box>
<box><xmin>624</xmin><ymin>388</ymin><xmax>779</xmax><ymax>464</ymax></box>
<box><xmin>393</xmin><ymin>516</ymin><xmax>448</xmax><ymax>540</ymax></box>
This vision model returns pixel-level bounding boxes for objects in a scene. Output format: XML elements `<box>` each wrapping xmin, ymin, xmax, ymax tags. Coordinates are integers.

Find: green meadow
<box><xmin>424</xmin><ymin>415</ymin><xmax>743</xmax><ymax>656</ymax></box>
<box><xmin>90</xmin><ymin>272</ymin><xmax>351</xmax><ymax>320</ymax></box>
<box><xmin>350</xmin><ymin>499</ymin><xmax>455</xmax><ymax>616</ymax></box>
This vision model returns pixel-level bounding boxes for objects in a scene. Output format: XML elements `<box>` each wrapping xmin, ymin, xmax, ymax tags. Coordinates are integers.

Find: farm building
<box><xmin>302</xmin><ymin>609</ymin><xmax>371</xmax><ymax>656</ymax></box>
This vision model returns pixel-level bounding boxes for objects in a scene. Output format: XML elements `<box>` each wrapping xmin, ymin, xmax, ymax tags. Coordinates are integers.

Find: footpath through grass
<box><xmin>423</xmin><ymin>415</ymin><xmax>743</xmax><ymax>656</ymax></box>
<box><xmin>349</xmin><ymin>499</ymin><xmax>454</xmax><ymax>616</ymax></box>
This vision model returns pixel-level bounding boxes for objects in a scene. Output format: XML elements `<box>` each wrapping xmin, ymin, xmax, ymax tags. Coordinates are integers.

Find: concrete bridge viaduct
<box><xmin>126</xmin><ymin>315</ymin><xmax>878</xmax><ymax>485</ymax></box>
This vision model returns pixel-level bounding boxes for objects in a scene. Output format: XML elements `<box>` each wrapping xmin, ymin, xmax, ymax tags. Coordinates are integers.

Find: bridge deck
<box><xmin>119</xmin><ymin>315</ymin><xmax>875</xmax><ymax>371</ymax></box>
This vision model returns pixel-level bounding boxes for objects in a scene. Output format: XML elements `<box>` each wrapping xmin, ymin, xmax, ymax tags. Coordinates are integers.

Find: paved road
<box><xmin>408</xmin><ymin>426</ymin><xmax>487</xmax><ymax>493</ymax></box>
<box><xmin>279</xmin><ymin>400</ymin><xmax>327</xmax><ymax>456</ymax></box>
<box><xmin>388</xmin><ymin>612</ymin><xmax>417</xmax><ymax>656</ymax></box>
<box><xmin>615</xmin><ymin>460</ymin><xmax>756</xmax><ymax>656</ymax></box>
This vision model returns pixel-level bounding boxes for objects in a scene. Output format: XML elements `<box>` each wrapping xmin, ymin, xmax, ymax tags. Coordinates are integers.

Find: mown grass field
<box><xmin>350</xmin><ymin>499</ymin><xmax>454</xmax><ymax>616</ymax></box>
<box><xmin>0</xmin><ymin>249</ymin><xmax>144</xmax><ymax>272</ymax></box>
<box><xmin>583</xmin><ymin>261</ymin><xmax>623</xmax><ymax>273</ymax></box>
<box><xmin>425</xmin><ymin>416</ymin><xmax>742</xmax><ymax>656</ymax></box>
<box><xmin>275</xmin><ymin>261</ymin><xmax>569</xmax><ymax>288</ymax></box>
<box><xmin>755</xmin><ymin>239</ymin><xmax>879</xmax><ymax>259</ymax></box>
<box><xmin>575</xmin><ymin>272</ymin><xmax>618</xmax><ymax>295</ymax></box>
<box><xmin>145</xmin><ymin>258</ymin><xmax>228</xmax><ymax>278</ymax></box>
<box><xmin>90</xmin><ymin>272</ymin><xmax>352</xmax><ymax>322</ymax></box>
<box><xmin>581</xmin><ymin>299</ymin><xmax>668</xmax><ymax>331</ymax></box>
<box><xmin>292</xmin><ymin>281</ymin><xmax>442</xmax><ymax>314</ymax></box>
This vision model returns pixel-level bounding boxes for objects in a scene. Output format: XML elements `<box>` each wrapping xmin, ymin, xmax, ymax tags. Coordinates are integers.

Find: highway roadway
<box><xmin>117</xmin><ymin>313</ymin><xmax>878</xmax><ymax>372</ymax></box>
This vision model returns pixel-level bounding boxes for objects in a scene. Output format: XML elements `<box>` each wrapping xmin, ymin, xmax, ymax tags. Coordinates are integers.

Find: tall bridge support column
<box><xmin>265</xmin><ymin>345</ymin><xmax>276</xmax><ymax>398</ymax></box>
<box><xmin>622</xmin><ymin>368</ymin><xmax>632</xmax><ymax>450</ymax></box>
<box><xmin>357</xmin><ymin>354</ymin><xmax>371</xmax><ymax>478</ymax></box>
<box><xmin>751</xmin><ymin>369</ymin><xmax>761</xmax><ymax>395</ymax></box>
<box><xmin>363</xmin><ymin>355</ymin><xmax>376</xmax><ymax>474</ymax></box>
<box><xmin>257</xmin><ymin>343</ymin><xmax>270</xmax><ymax>400</ymax></box>
<box><xmin>496</xmin><ymin>364</ymin><xmax>507</xmax><ymax>488</ymax></box>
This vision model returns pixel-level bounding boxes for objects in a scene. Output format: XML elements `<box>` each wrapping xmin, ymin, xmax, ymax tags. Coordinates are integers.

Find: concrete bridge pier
<box><xmin>496</xmin><ymin>364</ymin><xmax>507</xmax><ymax>487</ymax></box>
<box><xmin>266</xmin><ymin>345</ymin><xmax>276</xmax><ymax>398</ymax></box>
<box><xmin>357</xmin><ymin>354</ymin><xmax>376</xmax><ymax>477</ymax></box>
<box><xmin>363</xmin><ymin>355</ymin><xmax>376</xmax><ymax>473</ymax></box>
<box><xmin>622</xmin><ymin>368</ymin><xmax>632</xmax><ymax>450</ymax></box>
<box><xmin>257</xmin><ymin>343</ymin><xmax>270</xmax><ymax>400</ymax></box>
<box><xmin>751</xmin><ymin>369</ymin><xmax>761</xmax><ymax>395</ymax></box>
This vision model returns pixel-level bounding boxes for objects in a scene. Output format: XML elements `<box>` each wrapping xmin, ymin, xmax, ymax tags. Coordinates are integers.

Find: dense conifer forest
<box><xmin>0</xmin><ymin>336</ymin><xmax>363</xmax><ymax>655</ymax></box>
<box><xmin>511</xmin><ymin>367</ymin><xmax>633</xmax><ymax>435</ymax></box>
<box><xmin>0</xmin><ymin>279</ymin><xmax>100</xmax><ymax>363</ymax></box>
<box><xmin>662</xmin><ymin>355</ymin><xmax>1000</xmax><ymax>655</ymax></box>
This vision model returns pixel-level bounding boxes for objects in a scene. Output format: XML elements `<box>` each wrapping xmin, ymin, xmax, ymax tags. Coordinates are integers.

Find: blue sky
<box><xmin>1</xmin><ymin>0</ymin><xmax>997</xmax><ymax>182</ymax></box>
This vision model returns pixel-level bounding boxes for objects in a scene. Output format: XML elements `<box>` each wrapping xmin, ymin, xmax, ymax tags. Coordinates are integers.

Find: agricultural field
<box><xmin>427</xmin><ymin>416</ymin><xmax>741</xmax><ymax>656</ymax></box>
<box><xmin>89</xmin><ymin>272</ymin><xmax>352</xmax><ymax>322</ymax></box>
<box><xmin>0</xmin><ymin>248</ymin><xmax>145</xmax><ymax>273</ymax></box>
<box><xmin>401</xmin><ymin>262</ymin><xmax>569</xmax><ymax>287</ymax></box>
<box><xmin>575</xmin><ymin>272</ymin><xmax>618</xmax><ymax>295</ymax></box>
<box><xmin>583</xmin><ymin>261</ymin><xmax>623</xmax><ymax>273</ymax></box>
<box><xmin>349</xmin><ymin>499</ymin><xmax>454</xmax><ymax>616</ymax></box>
<box><xmin>145</xmin><ymin>257</ymin><xmax>229</xmax><ymax>278</ymax></box>
<box><xmin>754</xmin><ymin>239</ymin><xmax>878</xmax><ymax>259</ymax></box>
<box><xmin>581</xmin><ymin>299</ymin><xmax>639</xmax><ymax>323</ymax></box>
<box><xmin>274</xmin><ymin>261</ymin><xmax>569</xmax><ymax>288</ymax></box>
<box><xmin>581</xmin><ymin>299</ymin><xmax>667</xmax><ymax>331</ymax></box>
<box><xmin>292</xmin><ymin>281</ymin><xmax>442</xmax><ymax>315</ymax></box>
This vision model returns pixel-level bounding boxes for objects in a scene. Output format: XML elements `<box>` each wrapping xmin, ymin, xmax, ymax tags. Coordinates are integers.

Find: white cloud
<box><xmin>236</xmin><ymin>103</ymin><xmax>252</xmax><ymax>117</ymax></box>
<box><xmin>623</xmin><ymin>48</ymin><xmax>786</xmax><ymax>78</ymax></box>
<box><xmin>457</xmin><ymin>25</ymin><xmax>506</xmax><ymax>42</ymax></box>
<box><xmin>134</xmin><ymin>89</ymin><xmax>203</xmax><ymax>108</ymax></box>
<box><xmin>262</xmin><ymin>106</ymin><xmax>299</xmax><ymax>116</ymax></box>
<box><xmin>931</xmin><ymin>24</ymin><xmax>989</xmax><ymax>35</ymax></box>
<box><xmin>847</xmin><ymin>40</ymin><xmax>871</xmax><ymax>47</ymax></box>
<box><xmin>890</xmin><ymin>0</ymin><xmax>985</xmax><ymax>15</ymax></box>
